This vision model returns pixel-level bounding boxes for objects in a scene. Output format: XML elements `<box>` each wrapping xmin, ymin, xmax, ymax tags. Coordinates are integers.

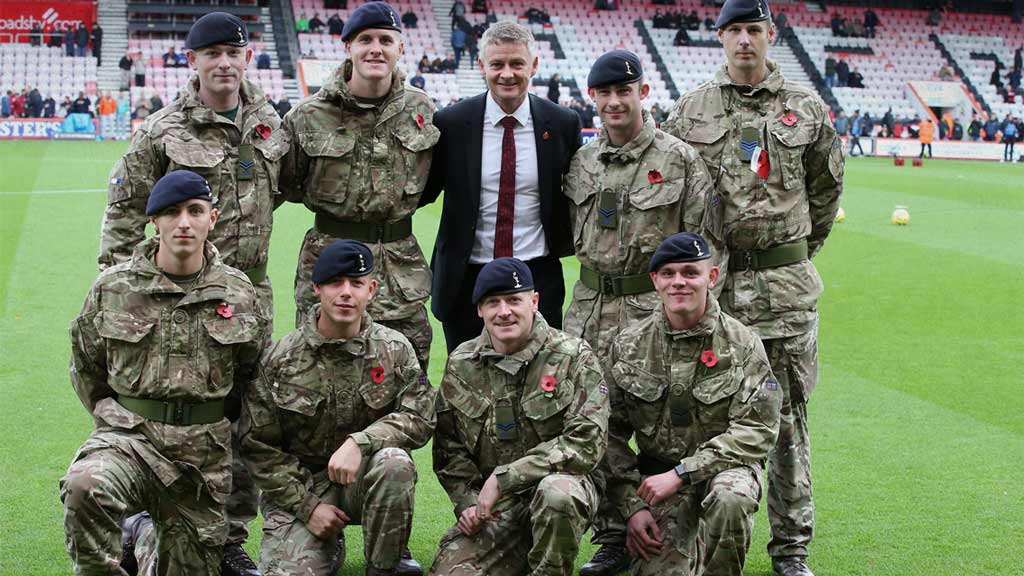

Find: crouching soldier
<box><xmin>430</xmin><ymin>257</ymin><xmax>609</xmax><ymax>576</ymax></box>
<box><xmin>239</xmin><ymin>239</ymin><xmax>435</xmax><ymax>576</ymax></box>
<box><xmin>603</xmin><ymin>233</ymin><xmax>781</xmax><ymax>576</ymax></box>
<box><xmin>61</xmin><ymin>171</ymin><xmax>267</xmax><ymax>575</ymax></box>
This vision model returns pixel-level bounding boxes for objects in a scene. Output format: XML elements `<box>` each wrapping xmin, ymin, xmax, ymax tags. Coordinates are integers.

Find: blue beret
<box><xmin>186</xmin><ymin>12</ymin><xmax>248</xmax><ymax>50</ymax></box>
<box><xmin>342</xmin><ymin>1</ymin><xmax>402</xmax><ymax>42</ymax></box>
<box><xmin>588</xmin><ymin>50</ymin><xmax>644</xmax><ymax>89</ymax></box>
<box><xmin>473</xmin><ymin>258</ymin><xmax>534</xmax><ymax>304</ymax></box>
<box><xmin>312</xmin><ymin>240</ymin><xmax>374</xmax><ymax>284</ymax></box>
<box><xmin>145</xmin><ymin>171</ymin><xmax>214</xmax><ymax>216</ymax></box>
<box><xmin>716</xmin><ymin>0</ymin><xmax>772</xmax><ymax>29</ymax></box>
<box><xmin>649</xmin><ymin>232</ymin><xmax>713</xmax><ymax>273</ymax></box>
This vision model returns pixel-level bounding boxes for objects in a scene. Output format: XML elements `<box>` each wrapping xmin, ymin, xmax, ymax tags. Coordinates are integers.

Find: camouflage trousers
<box><xmin>631</xmin><ymin>466</ymin><xmax>762</xmax><ymax>576</ymax></box>
<box><xmin>259</xmin><ymin>447</ymin><xmax>417</xmax><ymax>575</ymax></box>
<box><xmin>60</xmin><ymin>444</ymin><xmax>225</xmax><ymax>575</ymax></box>
<box><xmin>430</xmin><ymin>474</ymin><xmax>597</xmax><ymax>576</ymax></box>
<box><xmin>763</xmin><ymin>330</ymin><xmax>817</xmax><ymax>559</ymax></box>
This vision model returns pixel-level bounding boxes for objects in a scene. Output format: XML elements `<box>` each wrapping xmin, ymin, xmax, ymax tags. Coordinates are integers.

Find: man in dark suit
<box><xmin>421</xmin><ymin>21</ymin><xmax>582</xmax><ymax>352</ymax></box>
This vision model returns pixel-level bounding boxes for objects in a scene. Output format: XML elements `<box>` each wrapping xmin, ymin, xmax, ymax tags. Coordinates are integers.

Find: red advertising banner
<box><xmin>0</xmin><ymin>1</ymin><xmax>97</xmax><ymax>44</ymax></box>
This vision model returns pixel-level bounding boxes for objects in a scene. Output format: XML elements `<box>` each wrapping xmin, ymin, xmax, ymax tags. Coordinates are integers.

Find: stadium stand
<box><xmin>0</xmin><ymin>44</ymin><xmax>98</xmax><ymax>105</ymax></box>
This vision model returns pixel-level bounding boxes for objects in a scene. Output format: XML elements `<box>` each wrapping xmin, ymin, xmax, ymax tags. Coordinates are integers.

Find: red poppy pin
<box><xmin>648</xmin><ymin>169</ymin><xmax>663</xmax><ymax>184</ymax></box>
<box><xmin>255</xmin><ymin>124</ymin><xmax>272</xmax><ymax>139</ymax></box>
<box><xmin>415</xmin><ymin>113</ymin><xmax>425</xmax><ymax>130</ymax></box>
<box><xmin>370</xmin><ymin>365</ymin><xmax>386</xmax><ymax>384</ymax></box>
<box><xmin>541</xmin><ymin>375</ymin><xmax>557</xmax><ymax>392</ymax></box>
<box><xmin>781</xmin><ymin>113</ymin><xmax>798</xmax><ymax>126</ymax></box>
<box><xmin>542</xmin><ymin>131</ymin><xmax>551</xmax><ymax>140</ymax></box>
<box><xmin>216</xmin><ymin>303</ymin><xmax>234</xmax><ymax>319</ymax></box>
<box><xmin>700</xmin><ymin>350</ymin><xmax>718</xmax><ymax>368</ymax></box>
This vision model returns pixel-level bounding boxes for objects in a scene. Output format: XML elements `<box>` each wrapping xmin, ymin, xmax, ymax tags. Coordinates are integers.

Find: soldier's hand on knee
<box><xmin>637</xmin><ymin>471</ymin><xmax>683</xmax><ymax>506</ymax></box>
<box><xmin>626</xmin><ymin>510</ymin><xmax>664</xmax><ymax>561</ymax></box>
<box><xmin>457</xmin><ymin>505</ymin><xmax>484</xmax><ymax>536</ymax></box>
<box><xmin>308</xmin><ymin>503</ymin><xmax>350</xmax><ymax>540</ymax></box>
<box><xmin>328</xmin><ymin>438</ymin><xmax>363</xmax><ymax>485</ymax></box>
<box><xmin>476</xmin><ymin>473</ymin><xmax>502</xmax><ymax>520</ymax></box>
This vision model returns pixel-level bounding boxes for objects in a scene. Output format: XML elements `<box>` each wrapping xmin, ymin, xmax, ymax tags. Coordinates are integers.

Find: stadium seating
<box><xmin>0</xmin><ymin>44</ymin><xmax>98</xmax><ymax>103</ymax></box>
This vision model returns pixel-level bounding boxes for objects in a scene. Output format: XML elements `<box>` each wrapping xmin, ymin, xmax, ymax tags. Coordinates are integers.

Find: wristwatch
<box><xmin>673</xmin><ymin>463</ymin><xmax>686</xmax><ymax>480</ymax></box>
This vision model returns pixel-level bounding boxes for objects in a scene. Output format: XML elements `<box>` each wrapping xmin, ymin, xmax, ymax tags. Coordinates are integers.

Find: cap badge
<box><xmin>694</xmin><ymin>240</ymin><xmax>705</xmax><ymax>257</ymax></box>
<box><xmin>358</xmin><ymin>254</ymin><xmax>367</xmax><ymax>272</ymax></box>
<box><xmin>624</xmin><ymin>59</ymin><xmax>634</xmax><ymax>76</ymax></box>
<box><xmin>390</xmin><ymin>10</ymin><xmax>398</xmax><ymax>26</ymax></box>
<box><xmin>756</xmin><ymin>1</ymin><xmax>766</xmax><ymax>18</ymax></box>
<box><xmin>237</xmin><ymin>27</ymin><xmax>244</xmax><ymax>42</ymax></box>
<box><xmin>512</xmin><ymin>271</ymin><xmax>522</xmax><ymax>288</ymax></box>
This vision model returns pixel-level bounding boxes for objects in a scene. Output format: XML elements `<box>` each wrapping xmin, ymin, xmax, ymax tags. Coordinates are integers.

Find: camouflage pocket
<box><xmin>203</xmin><ymin>314</ymin><xmax>262</xmax><ymax>393</ymax></box>
<box><xmin>769</xmin><ymin>121</ymin><xmax>815</xmax><ymax>191</ymax></box>
<box><xmin>780</xmin><ymin>329</ymin><xmax>818</xmax><ymax>402</ymax></box>
<box><xmin>299</xmin><ymin>130</ymin><xmax>356</xmax><ymax>204</ymax></box>
<box><xmin>164</xmin><ymin>138</ymin><xmax>225</xmax><ymax>198</ymax></box>
<box><xmin>828</xmin><ymin>136</ymin><xmax>845</xmax><ymax>183</ymax></box>
<box><xmin>109</xmin><ymin>150</ymin><xmax>150</xmax><ymax>205</ymax></box>
<box><xmin>683</xmin><ymin>122</ymin><xmax>728</xmax><ymax>182</ymax></box>
<box><xmin>443</xmin><ymin>376</ymin><xmax>488</xmax><ymax>453</ymax></box>
<box><xmin>254</xmin><ymin>128</ymin><xmax>290</xmax><ymax>195</ymax></box>
<box><xmin>692</xmin><ymin>368</ymin><xmax>741</xmax><ymax>437</ymax></box>
<box><xmin>764</xmin><ymin>260</ymin><xmax>823</xmax><ymax>314</ymax></box>
<box><xmin>613</xmin><ymin>362</ymin><xmax>667</xmax><ymax>438</ymax></box>
<box><xmin>93</xmin><ymin>311</ymin><xmax>156</xmax><ymax>392</ymax></box>
<box><xmin>520</xmin><ymin>376</ymin><xmax>574</xmax><ymax>440</ymax></box>
<box><xmin>394</xmin><ymin>122</ymin><xmax>440</xmax><ymax>198</ymax></box>
<box><xmin>359</xmin><ymin>365</ymin><xmax>401</xmax><ymax>411</ymax></box>
<box><xmin>383</xmin><ymin>236</ymin><xmax>432</xmax><ymax>304</ymax></box>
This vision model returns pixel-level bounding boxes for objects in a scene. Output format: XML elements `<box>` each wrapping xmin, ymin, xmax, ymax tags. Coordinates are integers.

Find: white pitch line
<box><xmin>1</xmin><ymin>188</ymin><xmax>106</xmax><ymax>196</ymax></box>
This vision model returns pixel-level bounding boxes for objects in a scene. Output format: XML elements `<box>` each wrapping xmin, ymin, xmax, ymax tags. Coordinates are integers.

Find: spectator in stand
<box><xmin>440</xmin><ymin>53</ymin><xmax>458</xmax><ymax>74</ymax></box>
<box><xmin>92</xmin><ymin>22</ymin><xmax>103</xmax><ymax>64</ymax></box>
<box><xmin>116</xmin><ymin>94</ymin><xmax>131</xmax><ymax>136</ymax></box>
<box><xmin>472</xmin><ymin>0</ymin><xmax>488</xmax><ymax>13</ymax></box>
<box><xmin>952</xmin><ymin>119</ymin><xmax>963</xmax><ymax>140</ymax></box>
<box><xmin>48</xmin><ymin>25</ymin><xmax>63</xmax><ymax>48</ymax></box>
<box><xmin>649</xmin><ymin>103</ymin><xmax>666</xmax><ymax>125</ymax></box>
<box><xmin>686</xmin><ymin>10</ymin><xmax>702</xmax><ymax>30</ymax></box>
<box><xmin>431</xmin><ymin>56</ymin><xmax>444</xmax><ymax>73</ymax></box>
<box><xmin>1008</xmin><ymin>67</ymin><xmax>1022</xmax><ymax>91</ymax></box>
<box><xmin>918</xmin><ymin>118</ymin><xmax>935</xmax><ymax>158</ymax></box>
<box><xmin>418</xmin><ymin>54</ymin><xmax>432</xmax><ymax>73</ymax></box>
<box><xmin>256</xmin><ymin>52</ymin><xmax>271</xmax><ymax>70</ymax></box>
<box><xmin>149</xmin><ymin>92</ymin><xmax>163</xmax><ymax>113</ymax></box>
<box><xmin>328</xmin><ymin>13</ymin><xmax>344</xmax><ymax>35</ymax></box>
<box><xmin>524</xmin><ymin>7</ymin><xmax>550</xmax><ymax>24</ymax></box>
<box><xmin>163</xmin><ymin>47</ymin><xmax>180</xmax><ymax>68</ymax></box>
<box><xmin>450</xmin><ymin>0</ymin><xmax>467</xmax><ymax>28</ymax></box>
<box><xmin>324</xmin><ymin>0</ymin><xmax>347</xmax><ymax>8</ymax></box>
<box><xmin>863</xmin><ymin>111</ymin><xmax>874</xmax><ymax>136</ymax></box>
<box><xmin>309</xmin><ymin>13</ymin><xmax>325</xmax><ymax>33</ymax></box>
<box><xmin>849</xmin><ymin>18</ymin><xmax>865</xmax><ymax>38</ymax></box>
<box><xmin>983</xmin><ymin>114</ymin><xmax>999</xmax><ymax>141</ymax></box>
<box><xmin>452</xmin><ymin>26</ymin><xmax>467</xmax><ymax>68</ymax></box>
<box><xmin>883</xmin><ymin>107</ymin><xmax>895</xmax><ymax>135</ymax></box>
<box><xmin>926</xmin><ymin>8</ymin><xmax>941</xmax><ymax>26</ymax></box>
<box><xmin>26</xmin><ymin>87</ymin><xmax>43</xmax><ymax>117</ymax></box>
<box><xmin>64</xmin><ymin>25</ymin><xmax>75</xmax><ymax>57</ymax></box>
<box><xmin>1002</xmin><ymin>114</ymin><xmax>1018</xmax><ymax>161</ymax></box>
<box><xmin>118</xmin><ymin>50</ymin><xmax>133</xmax><ymax>90</ymax></box>
<box><xmin>1014</xmin><ymin>45</ymin><xmax>1022</xmax><ymax>71</ymax></box>
<box><xmin>97</xmin><ymin>92</ymin><xmax>117</xmax><ymax>139</ymax></box>
<box><xmin>296</xmin><ymin>14</ymin><xmax>309</xmax><ymax>33</ymax></box>
<box><xmin>704</xmin><ymin>15</ymin><xmax>715</xmax><ymax>30</ymax></box>
<box><xmin>70</xmin><ymin>91</ymin><xmax>91</xmax><ymax>116</ymax></box>
<box><xmin>547</xmin><ymin>73</ymin><xmax>561</xmax><ymax>104</ymax></box>
<box><xmin>837</xmin><ymin>58</ymin><xmax>850</xmax><ymax>87</ymax></box>
<box><xmin>467</xmin><ymin>29</ymin><xmax>479</xmax><ymax>64</ymax></box>
<box><xmin>410</xmin><ymin>72</ymin><xmax>426</xmax><ymax>90</ymax></box>
<box><xmin>849</xmin><ymin>109</ymin><xmax>865</xmax><ymax>156</ymax></box>
<box><xmin>831</xmin><ymin>13</ymin><xmax>843</xmax><ymax>36</ymax></box>
<box><xmin>75</xmin><ymin>23</ymin><xmax>89</xmax><ymax>57</ymax></box>
<box><xmin>42</xmin><ymin>95</ymin><xmax>56</xmax><ymax>118</ymax></box>
<box><xmin>276</xmin><ymin>95</ymin><xmax>291</xmax><ymax>118</ymax></box>
<box><xmin>673</xmin><ymin>28</ymin><xmax>690</xmax><ymax>46</ymax></box>
<box><xmin>30</xmin><ymin>23</ymin><xmax>43</xmax><ymax>47</ymax></box>
<box><xmin>402</xmin><ymin>9</ymin><xmax>418</xmax><ymax>29</ymax></box>
<box><xmin>132</xmin><ymin>98</ymin><xmax>151</xmax><ymax>120</ymax></box>
<box><xmin>864</xmin><ymin>9</ymin><xmax>879</xmax><ymax>38</ymax></box>
<box><xmin>132</xmin><ymin>53</ymin><xmax>146</xmax><ymax>87</ymax></box>
<box><xmin>968</xmin><ymin>113</ymin><xmax>982</xmax><ymax>140</ymax></box>
<box><xmin>0</xmin><ymin>91</ymin><xmax>11</xmax><ymax>118</ymax></box>
<box><xmin>941</xmin><ymin>111</ymin><xmax>954</xmax><ymax>139</ymax></box>
<box><xmin>848</xmin><ymin>67</ymin><xmax>864</xmax><ymax>88</ymax></box>
<box><xmin>834</xmin><ymin>110</ymin><xmax>849</xmax><ymax>137</ymax></box>
<box><xmin>58</xmin><ymin>95</ymin><xmax>72</xmax><ymax>118</ymax></box>
<box><xmin>990</xmin><ymin>61</ymin><xmax>1003</xmax><ymax>89</ymax></box>
<box><xmin>653</xmin><ymin>10</ymin><xmax>668</xmax><ymax>28</ymax></box>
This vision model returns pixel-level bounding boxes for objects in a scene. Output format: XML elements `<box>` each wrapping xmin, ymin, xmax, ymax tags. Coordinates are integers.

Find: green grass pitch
<box><xmin>0</xmin><ymin>141</ymin><xmax>1021</xmax><ymax>575</ymax></box>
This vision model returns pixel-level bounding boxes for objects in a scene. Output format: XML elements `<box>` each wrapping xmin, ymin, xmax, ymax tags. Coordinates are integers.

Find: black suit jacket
<box><xmin>420</xmin><ymin>92</ymin><xmax>582</xmax><ymax>321</ymax></box>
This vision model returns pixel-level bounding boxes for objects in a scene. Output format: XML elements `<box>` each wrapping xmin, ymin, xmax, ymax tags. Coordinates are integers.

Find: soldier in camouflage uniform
<box><xmin>61</xmin><ymin>171</ymin><xmax>267</xmax><ymax>576</ymax></box>
<box><xmin>278</xmin><ymin>2</ymin><xmax>439</xmax><ymax>371</ymax></box>
<box><xmin>96</xmin><ymin>15</ymin><xmax>287</xmax><ymax>572</ymax></box>
<box><xmin>239</xmin><ymin>240</ymin><xmax>435</xmax><ymax>576</ymax></box>
<box><xmin>662</xmin><ymin>1</ymin><xmax>843</xmax><ymax>574</ymax></box>
<box><xmin>564</xmin><ymin>49</ymin><xmax>717</xmax><ymax>576</ymax></box>
<box><xmin>430</xmin><ymin>258</ymin><xmax>610</xmax><ymax>576</ymax></box>
<box><xmin>601</xmin><ymin>233</ymin><xmax>781</xmax><ymax>576</ymax></box>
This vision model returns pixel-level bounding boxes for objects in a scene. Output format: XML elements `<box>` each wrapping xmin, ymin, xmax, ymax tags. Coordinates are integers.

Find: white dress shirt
<box><xmin>470</xmin><ymin>92</ymin><xmax>547</xmax><ymax>264</ymax></box>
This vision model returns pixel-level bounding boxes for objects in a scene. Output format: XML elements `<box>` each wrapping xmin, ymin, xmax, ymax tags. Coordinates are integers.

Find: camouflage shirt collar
<box><xmin>597</xmin><ymin>109</ymin><xmax>656</xmax><ymax>165</ymax></box>
<box><xmin>179</xmin><ymin>77</ymin><xmax>264</xmax><ymax>123</ymax></box>
<box><xmin>660</xmin><ymin>295</ymin><xmax>721</xmax><ymax>340</ymax></box>
<box><xmin>130</xmin><ymin>238</ymin><xmax>228</xmax><ymax>299</ymax></box>
<box><xmin>320</xmin><ymin>60</ymin><xmax>407</xmax><ymax>115</ymax></box>
<box><xmin>713</xmin><ymin>59</ymin><xmax>783</xmax><ymax>95</ymax></box>
<box><xmin>476</xmin><ymin>313</ymin><xmax>552</xmax><ymax>374</ymax></box>
<box><xmin>302</xmin><ymin>303</ymin><xmax>375</xmax><ymax>355</ymax></box>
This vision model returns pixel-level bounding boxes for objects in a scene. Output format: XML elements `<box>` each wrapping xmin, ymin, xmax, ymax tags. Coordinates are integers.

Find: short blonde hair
<box><xmin>479</xmin><ymin>21</ymin><xmax>535</xmax><ymax>61</ymax></box>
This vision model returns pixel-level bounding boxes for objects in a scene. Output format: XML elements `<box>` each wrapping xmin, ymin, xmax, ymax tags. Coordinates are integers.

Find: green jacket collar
<box><xmin>597</xmin><ymin>109</ymin><xmax>656</xmax><ymax>165</ymax></box>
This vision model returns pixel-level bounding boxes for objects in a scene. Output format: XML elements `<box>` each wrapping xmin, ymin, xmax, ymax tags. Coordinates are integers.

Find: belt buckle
<box><xmin>741</xmin><ymin>251</ymin><xmax>754</xmax><ymax>270</ymax></box>
<box><xmin>601</xmin><ymin>275</ymin><xmax>614</xmax><ymax>295</ymax></box>
<box><xmin>374</xmin><ymin>224</ymin><xmax>386</xmax><ymax>243</ymax></box>
<box><xmin>163</xmin><ymin>400</ymin><xmax>190</xmax><ymax>425</ymax></box>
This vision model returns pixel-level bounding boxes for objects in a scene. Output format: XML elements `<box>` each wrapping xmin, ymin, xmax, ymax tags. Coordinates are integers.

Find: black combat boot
<box><xmin>773</xmin><ymin>556</ymin><xmax>814</xmax><ymax>576</ymax></box>
<box><xmin>119</xmin><ymin>512</ymin><xmax>152</xmax><ymax>576</ymax></box>
<box><xmin>221</xmin><ymin>542</ymin><xmax>261</xmax><ymax>576</ymax></box>
<box><xmin>395</xmin><ymin>547</ymin><xmax>423</xmax><ymax>576</ymax></box>
<box><xmin>579</xmin><ymin>543</ymin><xmax>630</xmax><ymax>576</ymax></box>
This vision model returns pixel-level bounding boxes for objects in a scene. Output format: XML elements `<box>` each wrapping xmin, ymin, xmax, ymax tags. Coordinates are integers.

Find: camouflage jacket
<box><xmin>279</xmin><ymin>63</ymin><xmax>440</xmax><ymax>319</ymax></box>
<box><xmin>433</xmin><ymin>314</ymin><xmax>609</xmax><ymax>516</ymax></box>
<box><xmin>70</xmin><ymin>238</ymin><xmax>266</xmax><ymax>503</ymax></box>
<box><xmin>603</xmin><ymin>297</ymin><xmax>781</xmax><ymax>521</ymax></box>
<box><xmin>239</xmin><ymin>306</ymin><xmax>435</xmax><ymax>522</ymax></box>
<box><xmin>663</xmin><ymin>61</ymin><xmax>843</xmax><ymax>338</ymax></box>
<box><xmin>98</xmin><ymin>78</ymin><xmax>289</xmax><ymax>275</ymax></box>
<box><xmin>563</xmin><ymin>110</ymin><xmax>717</xmax><ymax>356</ymax></box>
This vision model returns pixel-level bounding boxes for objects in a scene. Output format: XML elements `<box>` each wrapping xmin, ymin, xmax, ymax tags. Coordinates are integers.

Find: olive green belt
<box><xmin>579</xmin><ymin>266</ymin><xmax>654</xmax><ymax>296</ymax></box>
<box><xmin>729</xmin><ymin>239</ymin><xmax>808</xmax><ymax>272</ymax></box>
<box><xmin>244</xmin><ymin>262</ymin><xmax>267</xmax><ymax>285</ymax></box>
<box><xmin>314</xmin><ymin>214</ymin><xmax>413</xmax><ymax>243</ymax></box>
<box><xmin>117</xmin><ymin>395</ymin><xmax>225</xmax><ymax>426</ymax></box>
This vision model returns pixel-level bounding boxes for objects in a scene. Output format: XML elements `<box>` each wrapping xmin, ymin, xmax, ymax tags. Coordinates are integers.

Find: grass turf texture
<box><xmin>0</xmin><ymin>141</ymin><xmax>1021</xmax><ymax>575</ymax></box>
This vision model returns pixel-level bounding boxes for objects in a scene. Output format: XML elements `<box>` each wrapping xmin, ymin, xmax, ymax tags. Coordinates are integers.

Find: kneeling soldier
<box><xmin>430</xmin><ymin>258</ymin><xmax>609</xmax><ymax>576</ymax></box>
<box><xmin>61</xmin><ymin>171</ymin><xmax>267</xmax><ymax>575</ymax></box>
<box><xmin>603</xmin><ymin>233</ymin><xmax>781</xmax><ymax>576</ymax></box>
<box><xmin>239</xmin><ymin>239</ymin><xmax>435</xmax><ymax>576</ymax></box>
